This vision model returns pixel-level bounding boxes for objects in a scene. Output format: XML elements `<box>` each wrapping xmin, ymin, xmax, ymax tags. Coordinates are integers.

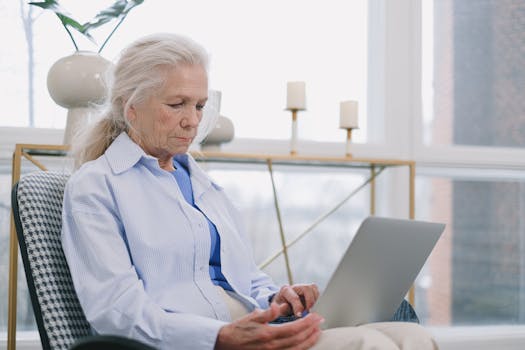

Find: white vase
<box><xmin>201</xmin><ymin>115</ymin><xmax>235</xmax><ymax>151</ymax></box>
<box><xmin>47</xmin><ymin>51</ymin><xmax>112</xmax><ymax>144</ymax></box>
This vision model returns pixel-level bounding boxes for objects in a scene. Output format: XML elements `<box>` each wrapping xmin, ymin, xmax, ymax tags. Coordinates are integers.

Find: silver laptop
<box><xmin>311</xmin><ymin>216</ymin><xmax>445</xmax><ymax>328</ymax></box>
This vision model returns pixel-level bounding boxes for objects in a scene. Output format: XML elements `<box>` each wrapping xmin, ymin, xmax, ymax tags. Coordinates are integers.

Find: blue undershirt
<box><xmin>171</xmin><ymin>156</ymin><xmax>233</xmax><ymax>292</ymax></box>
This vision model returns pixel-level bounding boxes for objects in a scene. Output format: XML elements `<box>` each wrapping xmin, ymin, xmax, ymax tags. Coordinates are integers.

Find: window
<box><xmin>415</xmin><ymin>169</ymin><xmax>525</xmax><ymax>325</ymax></box>
<box><xmin>3</xmin><ymin>0</ymin><xmax>525</xmax><ymax>345</ymax></box>
<box><xmin>415</xmin><ymin>0</ymin><xmax>525</xmax><ymax>329</ymax></box>
<box><xmin>1</xmin><ymin>0</ymin><xmax>369</xmax><ymax>143</ymax></box>
<box><xmin>421</xmin><ymin>0</ymin><xmax>525</xmax><ymax>148</ymax></box>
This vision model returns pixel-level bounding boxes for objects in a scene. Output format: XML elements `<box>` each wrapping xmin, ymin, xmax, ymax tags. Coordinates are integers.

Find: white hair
<box><xmin>72</xmin><ymin>33</ymin><xmax>210</xmax><ymax>168</ymax></box>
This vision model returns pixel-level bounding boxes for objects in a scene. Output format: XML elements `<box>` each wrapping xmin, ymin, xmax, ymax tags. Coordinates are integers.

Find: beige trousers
<box><xmin>217</xmin><ymin>287</ymin><xmax>439</xmax><ymax>350</ymax></box>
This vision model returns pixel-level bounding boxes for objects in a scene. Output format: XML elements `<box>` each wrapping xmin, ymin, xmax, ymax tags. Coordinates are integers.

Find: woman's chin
<box><xmin>171</xmin><ymin>145</ymin><xmax>191</xmax><ymax>155</ymax></box>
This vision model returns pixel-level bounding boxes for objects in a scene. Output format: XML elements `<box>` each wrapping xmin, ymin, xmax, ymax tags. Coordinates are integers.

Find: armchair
<box><xmin>11</xmin><ymin>171</ymin><xmax>154</xmax><ymax>350</ymax></box>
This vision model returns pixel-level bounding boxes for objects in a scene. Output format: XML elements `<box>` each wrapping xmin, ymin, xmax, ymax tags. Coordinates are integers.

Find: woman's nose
<box><xmin>182</xmin><ymin>107</ymin><xmax>201</xmax><ymax>128</ymax></box>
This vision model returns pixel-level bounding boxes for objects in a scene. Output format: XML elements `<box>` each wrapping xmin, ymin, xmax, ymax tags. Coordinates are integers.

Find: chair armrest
<box><xmin>69</xmin><ymin>334</ymin><xmax>157</xmax><ymax>350</ymax></box>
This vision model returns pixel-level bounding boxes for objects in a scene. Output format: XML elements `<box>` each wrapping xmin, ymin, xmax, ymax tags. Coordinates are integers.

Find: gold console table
<box><xmin>7</xmin><ymin>144</ymin><xmax>415</xmax><ymax>350</ymax></box>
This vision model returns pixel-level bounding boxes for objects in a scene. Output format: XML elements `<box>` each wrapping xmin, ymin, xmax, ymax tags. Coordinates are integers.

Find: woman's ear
<box><xmin>125</xmin><ymin>102</ymin><xmax>137</xmax><ymax>122</ymax></box>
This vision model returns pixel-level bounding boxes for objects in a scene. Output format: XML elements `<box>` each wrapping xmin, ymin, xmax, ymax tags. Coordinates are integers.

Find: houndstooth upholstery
<box><xmin>13</xmin><ymin>171</ymin><xmax>91</xmax><ymax>350</ymax></box>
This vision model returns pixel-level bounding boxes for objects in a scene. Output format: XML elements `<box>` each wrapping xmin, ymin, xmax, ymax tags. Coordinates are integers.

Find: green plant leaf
<box><xmin>29</xmin><ymin>0</ymin><xmax>85</xmax><ymax>33</ymax></box>
<box><xmin>83</xmin><ymin>0</ymin><xmax>144</xmax><ymax>32</ymax></box>
<box><xmin>28</xmin><ymin>0</ymin><xmax>144</xmax><ymax>52</ymax></box>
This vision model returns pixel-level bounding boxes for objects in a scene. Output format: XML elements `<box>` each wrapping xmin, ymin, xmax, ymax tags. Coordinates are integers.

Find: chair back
<box><xmin>12</xmin><ymin>171</ymin><xmax>91</xmax><ymax>350</ymax></box>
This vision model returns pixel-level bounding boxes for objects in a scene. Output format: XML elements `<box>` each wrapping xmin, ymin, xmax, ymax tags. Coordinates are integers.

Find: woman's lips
<box><xmin>175</xmin><ymin>136</ymin><xmax>193</xmax><ymax>143</ymax></box>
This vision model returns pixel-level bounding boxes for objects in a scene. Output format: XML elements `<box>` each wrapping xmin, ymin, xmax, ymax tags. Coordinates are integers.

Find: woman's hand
<box><xmin>215</xmin><ymin>303</ymin><xmax>323</xmax><ymax>350</ymax></box>
<box><xmin>272</xmin><ymin>284</ymin><xmax>320</xmax><ymax>317</ymax></box>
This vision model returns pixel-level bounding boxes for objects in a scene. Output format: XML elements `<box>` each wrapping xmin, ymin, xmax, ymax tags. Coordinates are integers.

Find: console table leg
<box><xmin>267</xmin><ymin>159</ymin><xmax>294</xmax><ymax>285</ymax></box>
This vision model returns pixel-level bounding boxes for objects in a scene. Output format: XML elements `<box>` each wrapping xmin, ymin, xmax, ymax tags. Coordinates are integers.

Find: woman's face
<box><xmin>127</xmin><ymin>64</ymin><xmax>208</xmax><ymax>166</ymax></box>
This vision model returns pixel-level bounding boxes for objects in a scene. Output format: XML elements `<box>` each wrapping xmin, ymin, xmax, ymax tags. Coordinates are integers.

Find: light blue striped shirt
<box><xmin>61</xmin><ymin>133</ymin><xmax>278</xmax><ymax>350</ymax></box>
<box><xmin>170</xmin><ymin>158</ymin><xmax>233</xmax><ymax>292</ymax></box>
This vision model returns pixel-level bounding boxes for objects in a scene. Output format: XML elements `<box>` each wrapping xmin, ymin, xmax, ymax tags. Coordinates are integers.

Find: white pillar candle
<box><xmin>286</xmin><ymin>81</ymin><xmax>306</xmax><ymax>110</ymax></box>
<box><xmin>340</xmin><ymin>100</ymin><xmax>359</xmax><ymax>128</ymax></box>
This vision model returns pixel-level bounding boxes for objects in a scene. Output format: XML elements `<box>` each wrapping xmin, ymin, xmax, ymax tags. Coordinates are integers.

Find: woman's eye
<box><xmin>196</xmin><ymin>104</ymin><xmax>205</xmax><ymax>111</ymax></box>
<box><xmin>168</xmin><ymin>102</ymin><xmax>184</xmax><ymax>108</ymax></box>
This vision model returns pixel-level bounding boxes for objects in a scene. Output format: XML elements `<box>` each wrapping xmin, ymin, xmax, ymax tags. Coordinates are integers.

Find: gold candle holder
<box><xmin>343</xmin><ymin>127</ymin><xmax>355</xmax><ymax>158</ymax></box>
<box><xmin>288</xmin><ymin>108</ymin><xmax>301</xmax><ymax>155</ymax></box>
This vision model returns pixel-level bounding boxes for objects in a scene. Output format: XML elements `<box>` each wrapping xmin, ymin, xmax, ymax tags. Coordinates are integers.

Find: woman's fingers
<box><xmin>250</xmin><ymin>302</ymin><xmax>284</xmax><ymax>323</ymax></box>
<box><xmin>274</xmin><ymin>284</ymin><xmax>320</xmax><ymax>317</ymax></box>
<box><xmin>216</xmin><ymin>308</ymin><xmax>324</xmax><ymax>350</ymax></box>
<box><xmin>260</xmin><ymin>313</ymin><xmax>324</xmax><ymax>349</ymax></box>
<box><xmin>299</xmin><ymin>284</ymin><xmax>319</xmax><ymax>310</ymax></box>
<box><xmin>277</xmin><ymin>285</ymin><xmax>305</xmax><ymax>317</ymax></box>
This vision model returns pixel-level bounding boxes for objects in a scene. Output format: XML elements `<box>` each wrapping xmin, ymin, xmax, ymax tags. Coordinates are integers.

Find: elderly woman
<box><xmin>62</xmin><ymin>33</ymin><xmax>437</xmax><ymax>350</ymax></box>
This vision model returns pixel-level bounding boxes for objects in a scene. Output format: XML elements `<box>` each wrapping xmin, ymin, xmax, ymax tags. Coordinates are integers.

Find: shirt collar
<box><xmin>105</xmin><ymin>133</ymin><xmax>223</xmax><ymax>193</ymax></box>
<box><xmin>105</xmin><ymin>132</ymin><xmax>158</xmax><ymax>174</ymax></box>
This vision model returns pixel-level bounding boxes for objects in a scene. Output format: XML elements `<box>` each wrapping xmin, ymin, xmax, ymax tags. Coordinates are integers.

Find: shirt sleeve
<box><xmin>61</xmin><ymin>176</ymin><xmax>227</xmax><ymax>350</ymax></box>
<box><xmin>250</xmin><ymin>269</ymin><xmax>280</xmax><ymax>309</ymax></box>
